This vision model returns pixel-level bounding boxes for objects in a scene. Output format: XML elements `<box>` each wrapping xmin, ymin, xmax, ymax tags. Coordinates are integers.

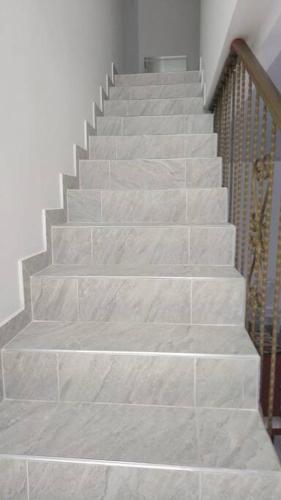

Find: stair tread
<box><xmin>54</xmin><ymin>222</ymin><xmax>234</xmax><ymax>228</ymax></box>
<box><xmin>34</xmin><ymin>264</ymin><xmax>241</xmax><ymax>279</ymax></box>
<box><xmin>0</xmin><ymin>399</ymin><xmax>278</xmax><ymax>472</ymax></box>
<box><xmin>4</xmin><ymin>322</ymin><xmax>257</xmax><ymax>357</ymax></box>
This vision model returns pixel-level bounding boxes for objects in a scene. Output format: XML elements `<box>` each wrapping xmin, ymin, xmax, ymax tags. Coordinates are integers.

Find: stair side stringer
<box><xmin>0</xmin><ymin>62</ymin><xmax>118</xmax><ymax>397</ymax></box>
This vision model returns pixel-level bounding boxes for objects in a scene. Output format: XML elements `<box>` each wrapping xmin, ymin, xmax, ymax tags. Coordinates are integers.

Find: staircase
<box><xmin>0</xmin><ymin>69</ymin><xmax>280</xmax><ymax>499</ymax></box>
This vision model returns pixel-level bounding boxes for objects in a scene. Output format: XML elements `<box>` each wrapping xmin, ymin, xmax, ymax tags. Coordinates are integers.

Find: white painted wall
<box><xmin>123</xmin><ymin>0</ymin><xmax>139</xmax><ymax>74</ymax></box>
<box><xmin>200</xmin><ymin>0</ymin><xmax>277</xmax><ymax>106</ymax></box>
<box><xmin>138</xmin><ymin>0</ymin><xmax>200</xmax><ymax>72</ymax></box>
<box><xmin>0</xmin><ymin>0</ymin><xmax>126</xmax><ymax>323</ymax></box>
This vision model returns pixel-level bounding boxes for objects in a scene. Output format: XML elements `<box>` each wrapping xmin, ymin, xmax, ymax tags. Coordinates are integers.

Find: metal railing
<box><xmin>210</xmin><ymin>38</ymin><xmax>281</xmax><ymax>437</ymax></box>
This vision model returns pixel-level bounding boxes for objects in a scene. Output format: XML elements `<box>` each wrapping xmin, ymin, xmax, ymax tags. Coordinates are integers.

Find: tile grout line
<box><xmin>56</xmin><ymin>352</ymin><xmax>61</xmax><ymax>402</ymax></box>
<box><xmin>1</xmin><ymin>349</ymin><xmax>7</xmax><ymax>399</ymax></box>
<box><xmin>26</xmin><ymin>460</ymin><xmax>30</xmax><ymax>500</ymax></box>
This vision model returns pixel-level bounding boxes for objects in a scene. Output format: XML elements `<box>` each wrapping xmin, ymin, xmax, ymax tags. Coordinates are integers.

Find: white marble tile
<box><xmin>3</xmin><ymin>351</ymin><xmax>58</xmax><ymax>401</ymax></box>
<box><xmin>28</xmin><ymin>461</ymin><xmax>199</xmax><ymax>500</ymax></box>
<box><xmin>67</xmin><ymin>190</ymin><xmax>101</xmax><ymax>222</ymax></box>
<box><xmin>52</xmin><ymin>227</ymin><xmax>92</xmax><ymax>265</ymax></box>
<box><xmin>91</xmin><ymin>226</ymin><xmax>189</xmax><ymax>265</ymax></box>
<box><xmin>101</xmin><ymin>190</ymin><xmax>186</xmax><ymax>223</ymax></box>
<box><xmin>187</xmin><ymin>188</ymin><xmax>227</xmax><ymax>224</ymax></box>
<box><xmin>110</xmin><ymin>83</ymin><xmax>202</xmax><ymax>100</ymax></box>
<box><xmin>6</xmin><ymin>322</ymin><xmax>257</xmax><ymax>357</ymax></box>
<box><xmin>186</xmin><ymin>158</ymin><xmax>222</xmax><ymax>188</ymax></box>
<box><xmin>79</xmin><ymin>160</ymin><xmax>110</xmax><ymax>189</ymax></box>
<box><xmin>115</xmin><ymin>71</ymin><xmax>201</xmax><ymax>86</ymax></box>
<box><xmin>110</xmin><ymin>159</ymin><xmax>186</xmax><ymax>189</ymax></box>
<box><xmin>31</xmin><ymin>277</ymin><xmax>78</xmax><ymax>321</ymax></box>
<box><xmin>0</xmin><ymin>458</ymin><xmax>27</xmax><ymax>499</ymax></box>
<box><xmin>196</xmin><ymin>357</ymin><xmax>259</xmax><ymax>409</ymax></box>
<box><xmin>201</xmin><ymin>471</ymin><xmax>281</xmax><ymax>500</ymax></box>
<box><xmin>78</xmin><ymin>277</ymin><xmax>191</xmax><ymax>323</ymax></box>
<box><xmin>192</xmin><ymin>277</ymin><xmax>245</xmax><ymax>325</ymax></box>
<box><xmin>59</xmin><ymin>352</ymin><xmax>194</xmax><ymax>406</ymax></box>
<box><xmin>190</xmin><ymin>225</ymin><xmax>235</xmax><ymax>265</ymax></box>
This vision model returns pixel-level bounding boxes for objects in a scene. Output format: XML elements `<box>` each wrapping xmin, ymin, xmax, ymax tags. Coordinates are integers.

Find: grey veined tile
<box><xmin>190</xmin><ymin>225</ymin><xmax>235</xmax><ymax>266</ymax></box>
<box><xmin>116</xmin><ymin>134</ymin><xmax>185</xmax><ymax>160</ymax></box>
<box><xmin>91</xmin><ymin>226</ymin><xmax>189</xmax><ymax>265</ymax></box>
<box><xmin>0</xmin><ymin>400</ymin><xmax>278</xmax><ymax>471</ymax></box>
<box><xmin>186</xmin><ymin>158</ymin><xmax>222</xmax><ymax>188</ymax></box>
<box><xmin>90</xmin><ymin>134</ymin><xmax>217</xmax><ymax>160</ymax></box>
<box><xmin>0</xmin><ymin>401</ymin><xmax>199</xmax><ymax>466</ymax></box>
<box><xmin>31</xmin><ymin>277</ymin><xmax>78</xmax><ymax>321</ymax></box>
<box><xmin>101</xmin><ymin>189</ymin><xmax>186</xmax><ymax>223</ymax></box>
<box><xmin>187</xmin><ymin>188</ymin><xmax>227</xmax><ymax>224</ymax></box>
<box><xmin>201</xmin><ymin>471</ymin><xmax>281</xmax><ymax>500</ymax></box>
<box><xmin>59</xmin><ymin>352</ymin><xmax>195</xmax><ymax>406</ymax></box>
<box><xmin>97</xmin><ymin>114</ymin><xmax>213</xmax><ymax>136</ymax></box>
<box><xmin>196</xmin><ymin>357</ymin><xmax>259</xmax><ymax>409</ymax></box>
<box><xmin>5</xmin><ymin>323</ymin><xmax>257</xmax><ymax>357</ymax></box>
<box><xmin>3</xmin><ymin>351</ymin><xmax>58</xmax><ymax>401</ymax></box>
<box><xmin>28</xmin><ymin>461</ymin><xmax>199</xmax><ymax>500</ymax></box>
<box><xmin>192</xmin><ymin>277</ymin><xmax>245</xmax><ymax>325</ymax></box>
<box><xmin>0</xmin><ymin>459</ymin><xmax>27</xmax><ymax>500</ymax></box>
<box><xmin>110</xmin><ymin>159</ymin><xmax>186</xmax><ymax>189</ymax></box>
<box><xmin>79</xmin><ymin>160</ymin><xmax>110</xmax><ymax>189</ymax></box>
<box><xmin>115</xmin><ymin>71</ymin><xmax>201</xmax><ymax>86</ymax></box>
<box><xmin>110</xmin><ymin>83</ymin><xmax>202</xmax><ymax>100</ymax></box>
<box><xmin>197</xmin><ymin>408</ymin><xmax>280</xmax><ymax>470</ymax></box>
<box><xmin>52</xmin><ymin>227</ymin><xmax>92</xmax><ymax>265</ymax></box>
<box><xmin>117</xmin><ymin>97</ymin><xmax>205</xmax><ymax>117</ymax></box>
<box><xmin>67</xmin><ymin>190</ymin><xmax>101</xmax><ymax>222</ymax></box>
<box><xmin>78</xmin><ymin>277</ymin><xmax>191</xmax><ymax>323</ymax></box>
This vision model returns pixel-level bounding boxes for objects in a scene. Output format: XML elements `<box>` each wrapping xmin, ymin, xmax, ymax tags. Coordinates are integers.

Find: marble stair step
<box><xmin>115</xmin><ymin>71</ymin><xmax>201</xmax><ymax>86</ymax></box>
<box><xmin>89</xmin><ymin>133</ymin><xmax>217</xmax><ymax>160</ymax></box>
<box><xmin>104</xmin><ymin>97</ymin><xmax>205</xmax><ymax>117</ymax></box>
<box><xmin>30</xmin><ymin>265</ymin><xmax>245</xmax><ymax>325</ymax></box>
<box><xmin>3</xmin><ymin>322</ymin><xmax>259</xmax><ymax>407</ymax></box>
<box><xmin>79</xmin><ymin>158</ymin><xmax>222</xmax><ymax>190</ymax></box>
<box><xmin>67</xmin><ymin>188</ymin><xmax>227</xmax><ymax>224</ymax></box>
<box><xmin>97</xmin><ymin>114</ymin><xmax>213</xmax><ymax>136</ymax></box>
<box><xmin>0</xmin><ymin>401</ymin><xmax>279</xmax><ymax>480</ymax></box>
<box><xmin>52</xmin><ymin>224</ymin><xmax>235</xmax><ymax>266</ymax></box>
<box><xmin>110</xmin><ymin>83</ymin><xmax>202</xmax><ymax>100</ymax></box>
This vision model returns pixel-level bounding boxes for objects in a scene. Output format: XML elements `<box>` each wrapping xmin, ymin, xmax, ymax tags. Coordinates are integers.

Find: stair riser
<box><xmin>89</xmin><ymin>134</ymin><xmax>217</xmax><ymax>160</ymax></box>
<box><xmin>52</xmin><ymin>226</ymin><xmax>235</xmax><ymax>266</ymax></box>
<box><xmin>104</xmin><ymin>97</ymin><xmax>204</xmax><ymax>116</ymax></box>
<box><xmin>115</xmin><ymin>71</ymin><xmax>201</xmax><ymax>86</ymax></box>
<box><xmin>31</xmin><ymin>276</ymin><xmax>245</xmax><ymax>325</ymax></box>
<box><xmin>97</xmin><ymin>115</ymin><xmax>213</xmax><ymax>136</ymax></box>
<box><xmin>67</xmin><ymin>189</ymin><xmax>227</xmax><ymax>224</ymax></box>
<box><xmin>110</xmin><ymin>83</ymin><xmax>202</xmax><ymax>100</ymax></box>
<box><xmin>3</xmin><ymin>350</ymin><xmax>259</xmax><ymax>408</ymax></box>
<box><xmin>2</xmin><ymin>458</ymin><xmax>280</xmax><ymax>500</ymax></box>
<box><xmin>79</xmin><ymin>158</ymin><xmax>222</xmax><ymax>190</ymax></box>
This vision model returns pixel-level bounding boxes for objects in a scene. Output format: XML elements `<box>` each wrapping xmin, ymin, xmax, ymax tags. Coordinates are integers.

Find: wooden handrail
<box><xmin>211</xmin><ymin>38</ymin><xmax>281</xmax><ymax>130</ymax></box>
<box><xmin>232</xmin><ymin>39</ymin><xmax>281</xmax><ymax>129</ymax></box>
